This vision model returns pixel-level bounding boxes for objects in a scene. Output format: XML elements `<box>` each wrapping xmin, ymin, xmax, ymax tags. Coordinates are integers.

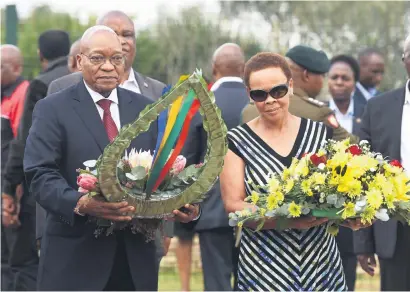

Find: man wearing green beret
<box><xmin>241</xmin><ymin>45</ymin><xmax>358</xmax><ymax>143</ymax></box>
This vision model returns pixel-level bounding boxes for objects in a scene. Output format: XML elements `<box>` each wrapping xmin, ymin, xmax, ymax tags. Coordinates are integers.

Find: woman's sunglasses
<box><xmin>249</xmin><ymin>84</ymin><xmax>289</xmax><ymax>102</ymax></box>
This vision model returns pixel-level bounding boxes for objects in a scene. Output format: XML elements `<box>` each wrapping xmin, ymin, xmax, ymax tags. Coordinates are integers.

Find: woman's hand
<box><xmin>287</xmin><ymin>216</ymin><xmax>329</xmax><ymax>230</ymax></box>
<box><xmin>341</xmin><ymin>218</ymin><xmax>374</xmax><ymax>231</ymax></box>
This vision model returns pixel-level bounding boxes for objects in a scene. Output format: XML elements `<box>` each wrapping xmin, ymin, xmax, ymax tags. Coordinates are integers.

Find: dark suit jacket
<box><xmin>24</xmin><ymin>81</ymin><xmax>159</xmax><ymax>290</ymax></box>
<box><xmin>184</xmin><ymin>81</ymin><xmax>249</xmax><ymax>231</ymax></box>
<box><xmin>353</xmin><ymin>86</ymin><xmax>406</xmax><ymax>259</ymax></box>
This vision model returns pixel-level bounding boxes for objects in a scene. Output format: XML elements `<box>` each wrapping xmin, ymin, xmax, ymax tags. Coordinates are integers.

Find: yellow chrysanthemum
<box><xmin>288</xmin><ymin>201</ymin><xmax>302</xmax><ymax>218</ymax></box>
<box><xmin>333</xmin><ymin>139</ymin><xmax>350</xmax><ymax>153</ymax></box>
<box><xmin>284</xmin><ymin>179</ymin><xmax>295</xmax><ymax>193</ymax></box>
<box><xmin>384</xmin><ymin>164</ymin><xmax>403</xmax><ymax>175</ymax></box>
<box><xmin>384</xmin><ymin>193</ymin><xmax>396</xmax><ymax>209</ymax></box>
<box><xmin>250</xmin><ymin>191</ymin><xmax>259</xmax><ymax>204</ymax></box>
<box><xmin>392</xmin><ymin>173</ymin><xmax>410</xmax><ymax>202</ymax></box>
<box><xmin>237</xmin><ymin>221</ymin><xmax>243</xmax><ymax>227</ymax></box>
<box><xmin>301</xmin><ymin>179</ymin><xmax>313</xmax><ymax>196</ymax></box>
<box><xmin>348</xmin><ymin>155</ymin><xmax>378</xmax><ymax>178</ymax></box>
<box><xmin>311</xmin><ymin>172</ymin><xmax>327</xmax><ymax>185</ymax></box>
<box><xmin>268</xmin><ymin>176</ymin><xmax>281</xmax><ymax>194</ymax></box>
<box><xmin>361</xmin><ymin>207</ymin><xmax>376</xmax><ymax>224</ymax></box>
<box><xmin>327</xmin><ymin>152</ymin><xmax>349</xmax><ymax>170</ymax></box>
<box><xmin>259</xmin><ymin>208</ymin><xmax>267</xmax><ymax>217</ymax></box>
<box><xmin>294</xmin><ymin>158</ymin><xmax>309</xmax><ymax>177</ymax></box>
<box><xmin>338</xmin><ymin>177</ymin><xmax>362</xmax><ymax>198</ymax></box>
<box><xmin>266</xmin><ymin>194</ymin><xmax>279</xmax><ymax>210</ymax></box>
<box><xmin>275</xmin><ymin>191</ymin><xmax>285</xmax><ymax>202</ymax></box>
<box><xmin>317</xmin><ymin>149</ymin><xmax>327</xmax><ymax>157</ymax></box>
<box><xmin>366</xmin><ymin>189</ymin><xmax>383</xmax><ymax>209</ymax></box>
<box><xmin>342</xmin><ymin>202</ymin><xmax>356</xmax><ymax>219</ymax></box>
<box><xmin>281</xmin><ymin>169</ymin><xmax>291</xmax><ymax>181</ymax></box>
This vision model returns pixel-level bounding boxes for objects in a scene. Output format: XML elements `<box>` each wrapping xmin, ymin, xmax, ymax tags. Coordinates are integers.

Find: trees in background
<box><xmin>2</xmin><ymin>2</ymin><xmax>410</xmax><ymax>90</ymax></box>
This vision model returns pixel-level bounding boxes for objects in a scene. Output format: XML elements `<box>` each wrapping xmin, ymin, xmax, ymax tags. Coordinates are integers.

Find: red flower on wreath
<box><xmin>347</xmin><ymin>145</ymin><xmax>362</xmax><ymax>156</ymax></box>
<box><xmin>310</xmin><ymin>154</ymin><xmax>327</xmax><ymax>166</ymax></box>
<box><xmin>390</xmin><ymin>160</ymin><xmax>403</xmax><ymax>169</ymax></box>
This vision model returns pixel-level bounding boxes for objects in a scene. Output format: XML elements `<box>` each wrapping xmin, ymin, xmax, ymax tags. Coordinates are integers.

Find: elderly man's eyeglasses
<box><xmin>81</xmin><ymin>53</ymin><xmax>125</xmax><ymax>66</ymax></box>
<box><xmin>249</xmin><ymin>84</ymin><xmax>289</xmax><ymax>102</ymax></box>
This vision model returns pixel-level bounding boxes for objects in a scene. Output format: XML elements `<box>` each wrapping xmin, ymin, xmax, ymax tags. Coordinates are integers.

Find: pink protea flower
<box><xmin>77</xmin><ymin>173</ymin><xmax>98</xmax><ymax>191</ymax></box>
<box><xmin>171</xmin><ymin>155</ymin><xmax>187</xmax><ymax>175</ymax></box>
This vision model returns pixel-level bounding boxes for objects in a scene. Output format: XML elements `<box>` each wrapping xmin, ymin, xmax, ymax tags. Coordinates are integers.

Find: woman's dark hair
<box><xmin>330</xmin><ymin>54</ymin><xmax>360</xmax><ymax>82</ymax></box>
<box><xmin>244</xmin><ymin>52</ymin><xmax>292</xmax><ymax>87</ymax></box>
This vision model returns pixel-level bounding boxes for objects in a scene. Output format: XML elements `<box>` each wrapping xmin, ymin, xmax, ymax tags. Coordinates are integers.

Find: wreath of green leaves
<box><xmin>96</xmin><ymin>70</ymin><xmax>228</xmax><ymax>218</ymax></box>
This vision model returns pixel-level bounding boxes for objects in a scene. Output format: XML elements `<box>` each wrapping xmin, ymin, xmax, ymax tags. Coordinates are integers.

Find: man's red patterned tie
<box><xmin>97</xmin><ymin>99</ymin><xmax>118</xmax><ymax>142</ymax></box>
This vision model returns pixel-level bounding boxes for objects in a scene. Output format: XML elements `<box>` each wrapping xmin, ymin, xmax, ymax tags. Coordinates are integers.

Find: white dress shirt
<box><xmin>356</xmin><ymin>82</ymin><xmax>377</xmax><ymax>101</ymax></box>
<box><xmin>84</xmin><ymin>81</ymin><xmax>121</xmax><ymax>130</ymax></box>
<box><xmin>401</xmin><ymin>80</ymin><xmax>410</xmax><ymax>176</ymax></box>
<box><xmin>210</xmin><ymin>76</ymin><xmax>244</xmax><ymax>92</ymax></box>
<box><xmin>120</xmin><ymin>70</ymin><xmax>141</xmax><ymax>94</ymax></box>
<box><xmin>328</xmin><ymin>97</ymin><xmax>355</xmax><ymax>134</ymax></box>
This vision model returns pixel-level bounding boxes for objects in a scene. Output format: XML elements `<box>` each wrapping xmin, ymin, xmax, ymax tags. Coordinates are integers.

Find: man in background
<box><xmin>354</xmin><ymin>48</ymin><xmax>385</xmax><ymax>106</ymax></box>
<box><xmin>183</xmin><ymin>43</ymin><xmax>248</xmax><ymax>291</ymax></box>
<box><xmin>1</xmin><ymin>44</ymin><xmax>33</xmax><ymax>291</ymax></box>
<box><xmin>67</xmin><ymin>39</ymin><xmax>81</xmax><ymax>73</ymax></box>
<box><xmin>354</xmin><ymin>35</ymin><xmax>410</xmax><ymax>291</ymax></box>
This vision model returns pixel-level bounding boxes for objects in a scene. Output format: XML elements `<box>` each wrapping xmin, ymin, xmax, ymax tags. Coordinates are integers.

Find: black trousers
<box><xmin>103</xmin><ymin>231</ymin><xmax>135</xmax><ymax>291</ymax></box>
<box><xmin>1</xmin><ymin>209</ymin><xmax>38</xmax><ymax>291</ymax></box>
<box><xmin>340</xmin><ymin>254</ymin><xmax>357</xmax><ymax>291</ymax></box>
<box><xmin>380</xmin><ymin>223</ymin><xmax>410</xmax><ymax>291</ymax></box>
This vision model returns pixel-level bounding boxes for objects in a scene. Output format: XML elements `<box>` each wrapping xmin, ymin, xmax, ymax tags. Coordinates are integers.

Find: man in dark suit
<box><xmin>327</xmin><ymin>54</ymin><xmax>365</xmax><ymax>291</ymax></box>
<box><xmin>353</xmin><ymin>48</ymin><xmax>385</xmax><ymax>108</ymax></box>
<box><xmin>353</xmin><ymin>35</ymin><xmax>410</xmax><ymax>291</ymax></box>
<box><xmin>182</xmin><ymin>43</ymin><xmax>249</xmax><ymax>291</ymax></box>
<box><xmin>24</xmin><ymin>26</ymin><xmax>199</xmax><ymax>291</ymax></box>
<box><xmin>40</xmin><ymin>11</ymin><xmax>172</xmax><ymax>264</ymax></box>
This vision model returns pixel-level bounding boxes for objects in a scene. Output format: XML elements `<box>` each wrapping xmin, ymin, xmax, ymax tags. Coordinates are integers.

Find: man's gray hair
<box><xmin>81</xmin><ymin>25</ymin><xmax>116</xmax><ymax>42</ymax></box>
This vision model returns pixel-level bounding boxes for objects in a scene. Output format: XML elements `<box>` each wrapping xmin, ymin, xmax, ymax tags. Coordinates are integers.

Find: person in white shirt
<box><xmin>328</xmin><ymin>54</ymin><xmax>365</xmax><ymax>136</ymax></box>
<box><xmin>327</xmin><ymin>54</ymin><xmax>366</xmax><ymax>291</ymax></box>
<box><xmin>354</xmin><ymin>48</ymin><xmax>385</xmax><ymax>105</ymax></box>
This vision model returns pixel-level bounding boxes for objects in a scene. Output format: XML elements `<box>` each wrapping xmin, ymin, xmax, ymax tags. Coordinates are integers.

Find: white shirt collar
<box><xmin>405</xmin><ymin>79</ymin><xmax>410</xmax><ymax>105</ymax></box>
<box><xmin>356</xmin><ymin>82</ymin><xmax>374</xmax><ymax>101</ymax></box>
<box><xmin>83</xmin><ymin>80</ymin><xmax>118</xmax><ymax>105</ymax></box>
<box><xmin>210</xmin><ymin>76</ymin><xmax>243</xmax><ymax>92</ymax></box>
<box><xmin>328</xmin><ymin>95</ymin><xmax>354</xmax><ymax>117</ymax></box>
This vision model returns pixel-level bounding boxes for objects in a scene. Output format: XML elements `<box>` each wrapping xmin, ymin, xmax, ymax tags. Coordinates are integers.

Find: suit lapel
<box><xmin>133</xmin><ymin>70</ymin><xmax>152</xmax><ymax>97</ymax></box>
<box><xmin>117</xmin><ymin>88</ymin><xmax>135</xmax><ymax>127</ymax></box>
<box><xmin>389</xmin><ymin>87</ymin><xmax>406</xmax><ymax>159</ymax></box>
<box><xmin>71</xmin><ymin>82</ymin><xmax>110</xmax><ymax>152</ymax></box>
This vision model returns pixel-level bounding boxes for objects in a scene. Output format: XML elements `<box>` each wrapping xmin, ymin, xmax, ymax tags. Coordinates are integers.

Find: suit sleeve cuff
<box><xmin>192</xmin><ymin>204</ymin><xmax>201</xmax><ymax>221</ymax></box>
<box><xmin>2</xmin><ymin>180</ymin><xmax>16</xmax><ymax>197</ymax></box>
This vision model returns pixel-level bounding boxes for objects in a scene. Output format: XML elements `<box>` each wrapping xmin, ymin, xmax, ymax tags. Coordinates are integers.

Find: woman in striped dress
<box><xmin>220</xmin><ymin>52</ymin><xmax>365</xmax><ymax>291</ymax></box>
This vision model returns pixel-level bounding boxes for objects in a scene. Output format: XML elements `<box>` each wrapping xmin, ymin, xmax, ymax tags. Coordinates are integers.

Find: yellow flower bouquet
<box><xmin>229</xmin><ymin>139</ymin><xmax>410</xmax><ymax>234</ymax></box>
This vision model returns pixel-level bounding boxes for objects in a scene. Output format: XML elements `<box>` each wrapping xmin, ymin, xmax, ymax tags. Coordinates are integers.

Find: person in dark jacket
<box><xmin>1</xmin><ymin>31</ymin><xmax>71</xmax><ymax>290</ymax></box>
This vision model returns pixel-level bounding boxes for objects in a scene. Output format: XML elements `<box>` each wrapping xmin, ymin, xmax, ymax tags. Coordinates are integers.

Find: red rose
<box><xmin>347</xmin><ymin>145</ymin><xmax>362</xmax><ymax>156</ymax></box>
<box><xmin>390</xmin><ymin>160</ymin><xmax>403</xmax><ymax>169</ymax></box>
<box><xmin>310</xmin><ymin>154</ymin><xmax>327</xmax><ymax>166</ymax></box>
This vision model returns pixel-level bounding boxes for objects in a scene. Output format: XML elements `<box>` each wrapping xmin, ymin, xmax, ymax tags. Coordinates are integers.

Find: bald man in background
<box><xmin>1</xmin><ymin>45</ymin><xmax>37</xmax><ymax>291</ymax></box>
<box><xmin>182</xmin><ymin>43</ymin><xmax>249</xmax><ymax>291</ymax></box>
<box><xmin>67</xmin><ymin>39</ymin><xmax>81</xmax><ymax>73</ymax></box>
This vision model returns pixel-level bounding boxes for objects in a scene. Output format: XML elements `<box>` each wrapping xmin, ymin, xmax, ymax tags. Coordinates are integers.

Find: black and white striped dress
<box><xmin>228</xmin><ymin>118</ymin><xmax>347</xmax><ymax>291</ymax></box>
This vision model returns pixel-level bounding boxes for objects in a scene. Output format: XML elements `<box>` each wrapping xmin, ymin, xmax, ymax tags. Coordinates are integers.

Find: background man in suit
<box><xmin>354</xmin><ymin>48</ymin><xmax>385</xmax><ymax>107</ymax></box>
<box><xmin>327</xmin><ymin>54</ymin><xmax>365</xmax><ymax>291</ymax></box>
<box><xmin>354</xmin><ymin>35</ymin><xmax>410</xmax><ymax>291</ymax></box>
<box><xmin>67</xmin><ymin>39</ymin><xmax>81</xmax><ymax>73</ymax></box>
<box><xmin>41</xmin><ymin>11</ymin><xmax>172</xmax><ymax>264</ymax></box>
<box><xmin>182</xmin><ymin>43</ymin><xmax>248</xmax><ymax>291</ymax></box>
<box><xmin>24</xmin><ymin>26</ymin><xmax>199</xmax><ymax>291</ymax></box>
<box><xmin>241</xmin><ymin>45</ymin><xmax>358</xmax><ymax>143</ymax></box>
<box><xmin>1</xmin><ymin>45</ymin><xmax>36</xmax><ymax>291</ymax></box>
